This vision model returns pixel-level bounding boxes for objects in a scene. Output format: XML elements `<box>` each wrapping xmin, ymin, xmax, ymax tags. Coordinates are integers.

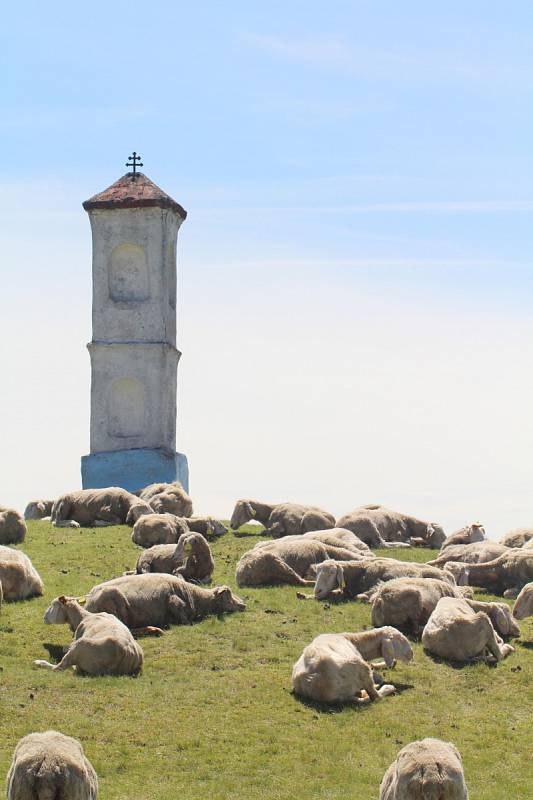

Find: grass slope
<box><xmin>1</xmin><ymin>522</ymin><xmax>531</xmax><ymax>799</ymax></box>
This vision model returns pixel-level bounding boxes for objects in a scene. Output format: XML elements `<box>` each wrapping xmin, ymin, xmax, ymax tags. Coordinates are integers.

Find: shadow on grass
<box><xmin>519</xmin><ymin>640</ymin><xmax>533</xmax><ymax>649</ymax></box>
<box><xmin>43</xmin><ymin>643</ymin><xmax>65</xmax><ymax>662</ymax></box>
<box><xmin>292</xmin><ymin>682</ymin><xmax>414</xmax><ymax>713</ymax></box>
<box><xmin>425</xmin><ymin>651</ymin><xmax>499</xmax><ymax>669</ymax></box>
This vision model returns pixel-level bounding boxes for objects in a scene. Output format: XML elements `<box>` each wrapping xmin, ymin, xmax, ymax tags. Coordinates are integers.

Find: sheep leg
<box><xmin>167</xmin><ymin>595</ymin><xmax>190</xmax><ymax>624</ymax></box>
<box><xmin>131</xmin><ymin>626</ymin><xmax>165</xmax><ymax>637</ymax></box>
<box><xmin>503</xmin><ymin>586</ymin><xmax>520</xmax><ymax>599</ymax></box>
<box><xmin>480</xmin><ymin>615</ymin><xmax>514</xmax><ymax>661</ymax></box>
<box><xmin>269</xmin><ymin>556</ymin><xmax>316</xmax><ymax>586</ymax></box>
<box><xmin>34</xmin><ymin>641</ymin><xmax>84</xmax><ymax>671</ymax></box>
<box><xmin>94</xmin><ymin>518</ymin><xmax>121</xmax><ymax>527</ymax></box>
<box><xmin>356</xmin><ymin>664</ymin><xmax>395</xmax><ymax>703</ymax></box>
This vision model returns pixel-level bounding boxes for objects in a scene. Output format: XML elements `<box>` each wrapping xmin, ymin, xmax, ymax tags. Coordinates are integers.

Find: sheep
<box><xmin>308</xmin><ymin>557</ymin><xmax>455</xmax><ymax>601</ymax></box>
<box><xmin>291</xmin><ymin>627</ymin><xmax>413</xmax><ymax>704</ymax></box>
<box><xmin>428</xmin><ymin>541</ymin><xmax>509</xmax><ymax>568</ymax></box>
<box><xmin>136</xmin><ymin>481</ymin><xmax>193</xmax><ymax>517</ymax></box>
<box><xmin>84</xmin><ymin>573</ymin><xmax>245</xmax><ymax>630</ymax></box>
<box><xmin>131</xmin><ymin>512</ymin><xmax>189</xmax><ymax>548</ymax></box>
<box><xmin>499</xmin><ymin>527</ymin><xmax>533</xmax><ymax>548</ymax></box>
<box><xmin>443</xmin><ymin>550</ymin><xmax>533</xmax><ymax>597</ymax></box>
<box><xmin>0</xmin><ymin>546</ymin><xmax>43</xmax><ymax>601</ymax></box>
<box><xmin>230</xmin><ymin>499</ymin><xmax>335</xmax><ymax>537</ymax></box>
<box><xmin>6</xmin><ymin>730</ymin><xmax>98</xmax><ymax>800</ymax></box>
<box><xmin>369</xmin><ymin>577</ymin><xmax>473</xmax><ymax>636</ymax></box>
<box><xmin>301</xmin><ymin>527</ymin><xmax>371</xmax><ymax>554</ymax></box>
<box><xmin>236</xmin><ymin>536</ymin><xmax>366</xmax><ymax>588</ymax></box>
<box><xmin>186</xmin><ymin>516</ymin><xmax>228</xmax><ymax>538</ymax></box>
<box><xmin>379</xmin><ymin>738</ymin><xmax>469</xmax><ymax>800</ymax></box>
<box><xmin>51</xmin><ymin>488</ymin><xmax>153</xmax><ymax>528</ymax></box>
<box><xmin>440</xmin><ymin>522</ymin><xmax>485</xmax><ymax>550</ymax></box>
<box><xmin>24</xmin><ymin>500</ymin><xmax>54</xmax><ymax>520</ymax></box>
<box><xmin>336</xmin><ymin>505</ymin><xmax>445</xmax><ymax>549</ymax></box>
<box><xmin>522</xmin><ymin>538</ymin><xmax>533</xmax><ymax>550</ymax></box>
<box><xmin>512</xmin><ymin>582</ymin><xmax>533</xmax><ymax>619</ymax></box>
<box><xmin>34</xmin><ymin>596</ymin><xmax>144</xmax><ymax>676</ymax></box>
<box><xmin>421</xmin><ymin>597</ymin><xmax>519</xmax><ymax>663</ymax></box>
<box><xmin>0</xmin><ymin>505</ymin><xmax>26</xmax><ymax>544</ymax></box>
<box><xmin>135</xmin><ymin>532</ymin><xmax>214</xmax><ymax>583</ymax></box>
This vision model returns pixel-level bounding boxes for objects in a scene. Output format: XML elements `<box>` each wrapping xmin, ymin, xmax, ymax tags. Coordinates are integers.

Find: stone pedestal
<box><xmin>81</xmin><ymin>448</ymin><xmax>189</xmax><ymax>494</ymax></box>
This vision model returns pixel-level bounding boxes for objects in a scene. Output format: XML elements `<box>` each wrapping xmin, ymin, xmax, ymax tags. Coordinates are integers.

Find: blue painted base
<box><xmin>81</xmin><ymin>448</ymin><xmax>189</xmax><ymax>494</ymax></box>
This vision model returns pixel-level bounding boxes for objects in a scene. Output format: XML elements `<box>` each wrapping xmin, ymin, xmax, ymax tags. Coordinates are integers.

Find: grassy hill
<box><xmin>1</xmin><ymin>522</ymin><xmax>531</xmax><ymax>799</ymax></box>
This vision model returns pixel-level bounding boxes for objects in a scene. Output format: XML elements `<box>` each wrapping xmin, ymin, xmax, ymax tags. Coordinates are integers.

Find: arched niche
<box><xmin>108</xmin><ymin>377</ymin><xmax>145</xmax><ymax>438</ymax></box>
<box><xmin>109</xmin><ymin>243</ymin><xmax>149</xmax><ymax>302</ymax></box>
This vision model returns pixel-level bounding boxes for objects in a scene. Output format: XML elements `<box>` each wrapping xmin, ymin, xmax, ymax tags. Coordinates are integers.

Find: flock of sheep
<box><xmin>1</xmin><ymin>484</ymin><xmax>532</xmax><ymax>799</ymax></box>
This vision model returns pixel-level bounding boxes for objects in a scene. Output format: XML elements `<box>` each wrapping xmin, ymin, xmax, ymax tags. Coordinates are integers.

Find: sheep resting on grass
<box><xmin>499</xmin><ymin>527</ymin><xmax>533</xmax><ymax>548</ymax></box>
<box><xmin>512</xmin><ymin>582</ymin><xmax>533</xmax><ymax>619</ymax></box>
<box><xmin>7</xmin><ymin>730</ymin><xmax>98</xmax><ymax>800</ymax></box>
<box><xmin>336</xmin><ymin>505</ymin><xmax>445</xmax><ymax>549</ymax></box>
<box><xmin>440</xmin><ymin>522</ymin><xmax>485</xmax><ymax>550</ymax></box>
<box><xmin>443</xmin><ymin>549</ymin><xmax>533</xmax><ymax>597</ymax></box>
<box><xmin>136</xmin><ymin>481</ymin><xmax>193</xmax><ymax>517</ymax></box>
<box><xmin>230</xmin><ymin>499</ymin><xmax>335</xmax><ymax>537</ymax></box>
<box><xmin>292</xmin><ymin>627</ymin><xmax>413</xmax><ymax>704</ymax></box>
<box><xmin>51</xmin><ymin>488</ymin><xmax>153</xmax><ymax>528</ymax></box>
<box><xmin>428</xmin><ymin>541</ymin><xmax>509</xmax><ymax>568</ymax></box>
<box><xmin>135</xmin><ymin>532</ymin><xmax>214</xmax><ymax>583</ymax></box>
<box><xmin>85</xmin><ymin>573</ymin><xmax>245</xmax><ymax>630</ymax></box>
<box><xmin>0</xmin><ymin>546</ymin><xmax>43</xmax><ymax>601</ymax></box>
<box><xmin>236</xmin><ymin>536</ymin><xmax>367</xmax><ymax>588</ymax></box>
<box><xmin>24</xmin><ymin>499</ymin><xmax>54</xmax><ymax>520</ymax></box>
<box><xmin>0</xmin><ymin>505</ymin><xmax>26</xmax><ymax>544</ymax></box>
<box><xmin>300</xmin><ymin>527</ymin><xmax>371</xmax><ymax>553</ymax></box>
<box><xmin>303</xmin><ymin>557</ymin><xmax>455</xmax><ymax>601</ymax></box>
<box><xmin>131</xmin><ymin>512</ymin><xmax>189</xmax><ymax>547</ymax></box>
<box><xmin>369</xmin><ymin>577</ymin><xmax>473</xmax><ymax>636</ymax></box>
<box><xmin>34</xmin><ymin>596</ymin><xmax>143</xmax><ymax>676</ymax></box>
<box><xmin>379</xmin><ymin>738</ymin><xmax>468</xmax><ymax>800</ymax></box>
<box><xmin>421</xmin><ymin>596</ymin><xmax>519</xmax><ymax>663</ymax></box>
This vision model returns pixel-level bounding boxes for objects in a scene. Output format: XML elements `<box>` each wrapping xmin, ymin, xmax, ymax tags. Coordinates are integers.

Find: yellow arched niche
<box><xmin>109</xmin><ymin>243</ymin><xmax>149</xmax><ymax>302</ymax></box>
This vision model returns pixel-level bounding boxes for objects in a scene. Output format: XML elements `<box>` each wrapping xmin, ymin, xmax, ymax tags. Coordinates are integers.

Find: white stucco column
<box><xmin>80</xmin><ymin>169</ymin><xmax>188</xmax><ymax>492</ymax></box>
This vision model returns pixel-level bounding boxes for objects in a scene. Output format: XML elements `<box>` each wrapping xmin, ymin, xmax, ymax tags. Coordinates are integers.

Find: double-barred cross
<box><xmin>126</xmin><ymin>151</ymin><xmax>143</xmax><ymax>175</ymax></box>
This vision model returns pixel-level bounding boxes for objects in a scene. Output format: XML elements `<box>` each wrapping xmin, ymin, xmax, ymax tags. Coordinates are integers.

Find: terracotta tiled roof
<box><xmin>83</xmin><ymin>172</ymin><xmax>187</xmax><ymax>218</ymax></box>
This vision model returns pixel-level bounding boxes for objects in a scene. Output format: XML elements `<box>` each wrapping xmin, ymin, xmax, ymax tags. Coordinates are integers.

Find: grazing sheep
<box><xmin>499</xmin><ymin>527</ymin><xmax>533</xmax><ymax>548</ymax></box>
<box><xmin>512</xmin><ymin>582</ymin><xmax>533</xmax><ymax>619</ymax></box>
<box><xmin>187</xmin><ymin>516</ymin><xmax>228</xmax><ymax>538</ymax></box>
<box><xmin>0</xmin><ymin>546</ymin><xmax>43</xmax><ymax>601</ymax></box>
<box><xmin>51</xmin><ymin>488</ymin><xmax>153</xmax><ymax>528</ymax></box>
<box><xmin>292</xmin><ymin>627</ymin><xmax>413</xmax><ymax>704</ymax></box>
<box><xmin>421</xmin><ymin>597</ymin><xmax>519</xmax><ymax>663</ymax></box>
<box><xmin>230</xmin><ymin>499</ymin><xmax>335</xmax><ymax>537</ymax></box>
<box><xmin>440</xmin><ymin>523</ymin><xmax>485</xmax><ymax>550</ymax></box>
<box><xmin>6</xmin><ymin>730</ymin><xmax>98</xmax><ymax>800</ymax></box>
<box><xmin>85</xmin><ymin>573</ymin><xmax>245</xmax><ymax>630</ymax></box>
<box><xmin>34</xmin><ymin>596</ymin><xmax>143</xmax><ymax>676</ymax></box>
<box><xmin>428</xmin><ymin>541</ymin><xmax>509</xmax><ymax>568</ymax></box>
<box><xmin>369</xmin><ymin>577</ymin><xmax>473</xmax><ymax>635</ymax></box>
<box><xmin>443</xmin><ymin>550</ymin><xmax>533</xmax><ymax>597</ymax></box>
<box><xmin>136</xmin><ymin>532</ymin><xmax>214</xmax><ymax>583</ymax></box>
<box><xmin>379</xmin><ymin>738</ymin><xmax>468</xmax><ymax>800</ymax></box>
<box><xmin>336</xmin><ymin>505</ymin><xmax>445</xmax><ymax>549</ymax></box>
<box><xmin>24</xmin><ymin>500</ymin><xmax>54</xmax><ymax>520</ymax></box>
<box><xmin>236</xmin><ymin>537</ymin><xmax>365</xmax><ymax>588</ymax></box>
<box><xmin>0</xmin><ymin>506</ymin><xmax>26</xmax><ymax>544</ymax></box>
<box><xmin>137</xmin><ymin>481</ymin><xmax>193</xmax><ymax>517</ymax></box>
<box><xmin>309</xmin><ymin>557</ymin><xmax>455</xmax><ymax>601</ymax></box>
<box><xmin>131</xmin><ymin>513</ymin><xmax>189</xmax><ymax>548</ymax></box>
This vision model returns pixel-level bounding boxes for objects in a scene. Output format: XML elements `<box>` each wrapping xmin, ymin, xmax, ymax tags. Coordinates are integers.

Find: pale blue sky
<box><xmin>1</xmin><ymin>2</ymin><xmax>532</xmax><ymax>535</ymax></box>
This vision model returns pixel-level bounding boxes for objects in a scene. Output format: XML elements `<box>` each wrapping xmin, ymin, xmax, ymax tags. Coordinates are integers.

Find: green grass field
<box><xmin>1</xmin><ymin>522</ymin><xmax>531</xmax><ymax>799</ymax></box>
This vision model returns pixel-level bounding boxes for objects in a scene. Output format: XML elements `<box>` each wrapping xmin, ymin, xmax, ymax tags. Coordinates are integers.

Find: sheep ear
<box><xmin>214</xmin><ymin>586</ymin><xmax>230</xmax><ymax>598</ymax></box>
<box><xmin>336</xmin><ymin>565</ymin><xmax>345</xmax><ymax>589</ymax></box>
<box><xmin>493</xmin><ymin>606</ymin><xmax>508</xmax><ymax>634</ymax></box>
<box><xmin>58</xmin><ymin>595</ymin><xmax>67</xmax><ymax>605</ymax></box>
<box><xmin>382</xmin><ymin>638</ymin><xmax>396</xmax><ymax>668</ymax></box>
<box><xmin>206</xmin><ymin>520</ymin><xmax>214</xmax><ymax>536</ymax></box>
<box><xmin>245</xmin><ymin>502</ymin><xmax>256</xmax><ymax>518</ymax></box>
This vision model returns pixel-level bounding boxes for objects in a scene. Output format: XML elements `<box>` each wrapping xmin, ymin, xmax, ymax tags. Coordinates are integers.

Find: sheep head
<box><xmin>380</xmin><ymin>627</ymin><xmax>413</xmax><ymax>668</ymax></box>
<box><xmin>43</xmin><ymin>596</ymin><xmax>74</xmax><ymax>624</ymax></box>
<box><xmin>126</xmin><ymin>501</ymin><xmax>154</xmax><ymax>526</ymax></box>
<box><xmin>489</xmin><ymin>603</ymin><xmax>521</xmax><ymax>638</ymax></box>
<box><xmin>230</xmin><ymin>500</ymin><xmax>256</xmax><ymax>530</ymax></box>
<box><xmin>213</xmin><ymin>586</ymin><xmax>246</xmax><ymax>612</ymax></box>
<box><xmin>314</xmin><ymin>561</ymin><xmax>344</xmax><ymax>599</ymax></box>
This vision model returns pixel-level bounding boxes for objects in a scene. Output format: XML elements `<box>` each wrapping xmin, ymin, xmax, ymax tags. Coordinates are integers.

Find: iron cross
<box><xmin>126</xmin><ymin>151</ymin><xmax>143</xmax><ymax>175</ymax></box>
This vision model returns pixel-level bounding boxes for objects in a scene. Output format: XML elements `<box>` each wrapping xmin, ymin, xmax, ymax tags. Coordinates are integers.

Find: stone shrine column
<box><xmin>80</xmin><ymin>162</ymin><xmax>188</xmax><ymax>492</ymax></box>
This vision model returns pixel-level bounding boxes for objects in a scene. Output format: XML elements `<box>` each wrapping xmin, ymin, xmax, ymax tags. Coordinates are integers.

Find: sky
<box><xmin>1</xmin><ymin>2</ymin><xmax>532</xmax><ymax>537</ymax></box>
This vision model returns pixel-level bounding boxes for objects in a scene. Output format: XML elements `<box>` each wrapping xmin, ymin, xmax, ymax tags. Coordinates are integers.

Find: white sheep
<box><xmin>336</xmin><ymin>505</ymin><xmax>445</xmax><ymax>548</ymax></box>
<box><xmin>230</xmin><ymin>499</ymin><xmax>335</xmax><ymax>537</ymax></box>
<box><xmin>440</xmin><ymin>522</ymin><xmax>485</xmax><ymax>550</ymax></box>
<box><xmin>379</xmin><ymin>738</ymin><xmax>469</xmax><ymax>800</ymax></box>
<box><xmin>135</xmin><ymin>532</ymin><xmax>214</xmax><ymax>583</ymax></box>
<box><xmin>499</xmin><ymin>527</ymin><xmax>533</xmax><ymax>548</ymax></box>
<box><xmin>292</xmin><ymin>627</ymin><xmax>413</xmax><ymax>704</ymax></box>
<box><xmin>34</xmin><ymin>596</ymin><xmax>143</xmax><ymax>676</ymax></box>
<box><xmin>443</xmin><ymin>549</ymin><xmax>533</xmax><ymax>597</ymax></box>
<box><xmin>428</xmin><ymin>541</ymin><xmax>509</xmax><ymax>568</ymax></box>
<box><xmin>24</xmin><ymin>500</ymin><xmax>54</xmax><ymax>520</ymax></box>
<box><xmin>0</xmin><ymin>546</ymin><xmax>43</xmax><ymax>601</ymax></box>
<box><xmin>6</xmin><ymin>730</ymin><xmax>98</xmax><ymax>800</ymax></box>
<box><xmin>0</xmin><ymin>505</ymin><xmax>26</xmax><ymax>544</ymax></box>
<box><xmin>512</xmin><ymin>581</ymin><xmax>533</xmax><ymax>619</ymax></box>
<box><xmin>51</xmin><ymin>487</ymin><xmax>153</xmax><ymax>528</ymax></box>
<box><xmin>136</xmin><ymin>481</ymin><xmax>193</xmax><ymax>517</ymax></box>
<box><xmin>131</xmin><ymin>513</ymin><xmax>189</xmax><ymax>548</ymax></box>
<box><xmin>421</xmin><ymin>596</ymin><xmax>519</xmax><ymax>663</ymax></box>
